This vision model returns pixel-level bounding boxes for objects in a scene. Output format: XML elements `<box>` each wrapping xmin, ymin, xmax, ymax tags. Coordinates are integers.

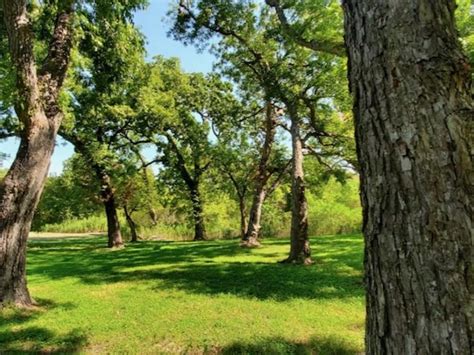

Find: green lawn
<box><xmin>1</xmin><ymin>234</ymin><xmax>365</xmax><ymax>354</ymax></box>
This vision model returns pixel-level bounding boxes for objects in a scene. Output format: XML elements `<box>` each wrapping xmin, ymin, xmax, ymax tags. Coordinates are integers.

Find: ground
<box><xmin>0</xmin><ymin>234</ymin><xmax>365</xmax><ymax>354</ymax></box>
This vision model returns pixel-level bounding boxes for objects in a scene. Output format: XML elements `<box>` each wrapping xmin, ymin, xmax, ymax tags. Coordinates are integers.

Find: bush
<box><xmin>35</xmin><ymin>175</ymin><xmax>362</xmax><ymax>240</ymax></box>
<box><xmin>307</xmin><ymin>176</ymin><xmax>362</xmax><ymax>236</ymax></box>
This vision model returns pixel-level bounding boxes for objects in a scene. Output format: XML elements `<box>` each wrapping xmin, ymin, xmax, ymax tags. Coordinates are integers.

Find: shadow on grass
<box><xmin>0</xmin><ymin>327</ymin><xmax>88</xmax><ymax>354</ymax></box>
<box><xmin>26</xmin><ymin>235</ymin><xmax>364</xmax><ymax>301</ymax></box>
<box><xmin>0</xmin><ymin>299</ymin><xmax>87</xmax><ymax>353</ymax></box>
<box><xmin>219</xmin><ymin>336</ymin><xmax>362</xmax><ymax>355</ymax></box>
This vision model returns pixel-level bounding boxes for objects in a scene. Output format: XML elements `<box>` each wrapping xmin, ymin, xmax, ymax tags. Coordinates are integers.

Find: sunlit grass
<box><xmin>1</xmin><ymin>234</ymin><xmax>365</xmax><ymax>354</ymax></box>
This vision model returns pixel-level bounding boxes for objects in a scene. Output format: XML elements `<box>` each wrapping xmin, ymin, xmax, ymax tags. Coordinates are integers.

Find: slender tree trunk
<box><xmin>124</xmin><ymin>206</ymin><xmax>138</xmax><ymax>243</ymax></box>
<box><xmin>242</xmin><ymin>101</ymin><xmax>276</xmax><ymax>247</ymax></box>
<box><xmin>238</xmin><ymin>197</ymin><xmax>248</xmax><ymax>239</ymax></box>
<box><xmin>190</xmin><ymin>185</ymin><xmax>206</xmax><ymax>241</ymax></box>
<box><xmin>281</xmin><ymin>105</ymin><xmax>312</xmax><ymax>265</ymax></box>
<box><xmin>148</xmin><ymin>208</ymin><xmax>158</xmax><ymax>226</ymax></box>
<box><xmin>97</xmin><ymin>170</ymin><xmax>123</xmax><ymax>248</ymax></box>
<box><xmin>141</xmin><ymin>167</ymin><xmax>158</xmax><ymax>226</ymax></box>
<box><xmin>0</xmin><ymin>1</ymin><xmax>73</xmax><ymax>307</ymax></box>
<box><xmin>343</xmin><ymin>0</ymin><xmax>473</xmax><ymax>353</ymax></box>
<box><xmin>242</xmin><ymin>188</ymin><xmax>266</xmax><ymax>247</ymax></box>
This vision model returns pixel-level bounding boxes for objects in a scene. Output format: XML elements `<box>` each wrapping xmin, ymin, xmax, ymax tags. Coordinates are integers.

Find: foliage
<box><xmin>308</xmin><ymin>177</ymin><xmax>361</xmax><ymax>236</ymax></box>
<box><xmin>0</xmin><ymin>234</ymin><xmax>364</xmax><ymax>353</ymax></box>
<box><xmin>37</xmin><ymin>215</ymin><xmax>108</xmax><ymax>234</ymax></box>
<box><xmin>34</xmin><ymin>157</ymin><xmax>362</xmax><ymax>239</ymax></box>
<box><xmin>0</xmin><ymin>0</ymin><xmax>148</xmax><ymax>139</ymax></box>
<box><xmin>456</xmin><ymin>0</ymin><xmax>474</xmax><ymax>66</ymax></box>
<box><xmin>32</xmin><ymin>158</ymin><xmax>102</xmax><ymax>230</ymax></box>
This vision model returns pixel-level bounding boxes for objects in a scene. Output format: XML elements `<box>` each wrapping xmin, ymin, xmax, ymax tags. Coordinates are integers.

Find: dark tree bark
<box><xmin>0</xmin><ymin>0</ymin><xmax>74</xmax><ymax>307</ymax></box>
<box><xmin>190</xmin><ymin>185</ymin><xmax>206</xmax><ymax>241</ymax></box>
<box><xmin>280</xmin><ymin>104</ymin><xmax>312</xmax><ymax>265</ymax></box>
<box><xmin>343</xmin><ymin>0</ymin><xmax>473</xmax><ymax>353</ymax></box>
<box><xmin>242</xmin><ymin>101</ymin><xmax>277</xmax><ymax>248</ymax></box>
<box><xmin>97</xmin><ymin>169</ymin><xmax>124</xmax><ymax>248</ymax></box>
<box><xmin>124</xmin><ymin>206</ymin><xmax>138</xmax><ymax>243</ymax></box>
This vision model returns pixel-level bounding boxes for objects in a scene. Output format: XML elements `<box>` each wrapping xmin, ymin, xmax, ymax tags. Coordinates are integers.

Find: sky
<box><xmin>0</xmin><ymin>0</ymin><xmax>216</xmax><ymax>175</ymax></box>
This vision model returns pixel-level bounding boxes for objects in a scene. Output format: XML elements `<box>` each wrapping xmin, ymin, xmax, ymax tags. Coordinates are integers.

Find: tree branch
<box><xmin>39</xmin><ymin>1</ymin><xmax>75</xmax><ymax>118</ymax></box>
<box><xmin>2</xmin><ymin>0</ymin><xmax>40</xmax><ymax>123</ymax></box>
<box><xmin>265</xmin><ymin>0</ymin><xmax>346</xmax><ymax>57</ymax></box>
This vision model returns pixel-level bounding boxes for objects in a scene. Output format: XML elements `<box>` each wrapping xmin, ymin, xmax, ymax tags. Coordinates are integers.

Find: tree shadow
<box><xmin>219</xmin><ymin>336</ymin><xmax>362</xmax><ymax>354</ymax></box>
<box><xmin>0</xmin><ymin>299</ymin><xmax>87</xmax><ymax>353</ymax></box>
<box><xmin>124</xmin><ymin>260</ymin><xmax>363</xmax><ymax>301</ymax></box>
<box><xmin>0</xmin><ymin>327</ymin><xmax>88</xmax><ymax>354</ymax></box>
<box><xmin>26</xmin><ymin>235</ymin><xmax>364</xmax><ymax>301</ymax></box>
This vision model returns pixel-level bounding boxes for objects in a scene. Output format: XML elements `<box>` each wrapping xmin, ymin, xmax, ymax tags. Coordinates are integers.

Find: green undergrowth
<box><xmin>1</xmin><ymin>234</ymin><xmax>365</xmax><ymax>354</ymax></box>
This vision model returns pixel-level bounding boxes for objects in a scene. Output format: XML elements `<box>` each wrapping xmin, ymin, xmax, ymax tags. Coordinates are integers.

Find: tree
<box><xmin>135</xmin><ymin>58</ymin><xmax>232</xmax><ymax>241</ymax></box>
<box><xmin>343</xmin><ymin>0</ymin><xmax>473</xmax><ymax>352</ymax></box>
<box><xmin>213</xmin><ymin>130</ymin><xmax>255</xmax><ymax>239</ymax></box>
<box><xmin>171</xmin><ymin>0</ymin><xmax>351</xmax><ymax>263</ymax></box>
<box><xmin>213</xmin><ymin>99</ymin><xmax>290</xmax><ymax>244</ymax></box>
<box><xmin>118</xmin><ymin>168</ymin><xmax>157</xmax><ymax>243</ymax></box>
<box><xmin>240</xmin><ymin>102</ymin><xmax>289</xmax><ymax>247</ymax></box>
<box><xmin>61</xmin><ymin>12</ymin><xmax>146</xmax><ymax>248</ymax></box>
<box><xmin>0</xmin><ymin>0</ymin><xmax>75</xmax><ymax>307</ymax></box>
<box><xmin>0</xmin><ymin>0</ymin><xmax>146</xmax><ymax>307</ymax></box>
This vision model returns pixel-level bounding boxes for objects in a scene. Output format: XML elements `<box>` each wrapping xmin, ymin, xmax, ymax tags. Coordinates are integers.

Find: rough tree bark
<box><xmin>124</xmin><ymin>206</ymin><xmax>138</xmax><ymax>243</ymax></box>
<box><xmin>190</xmin><ymin>184</ymin><xmax>206</xmax><ymax>241</ymax></box>
<box><xmin>0</xmin><ymin>0</ymin><xmax>74</xmax><ymax>307</ymax></box>
<box><xmin>241</xmin><ymin>101</ymin><xmax>277</xmax><ymax>248</ymax></box>
<box><xmin>280</xmin><ymin>104</ymin><xmax>312</xmax><ymax>265</ymax></box>
<box><xmin>343</xmin><ymin>0</ymin><xmax>473</xmax><ymax>353</ymax></box>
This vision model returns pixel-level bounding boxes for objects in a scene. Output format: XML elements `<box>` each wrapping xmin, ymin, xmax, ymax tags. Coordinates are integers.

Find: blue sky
<box><xmin>0</xmin><ymin>0</ymin><xmax>215</xmax><ymax>175</ymax></box>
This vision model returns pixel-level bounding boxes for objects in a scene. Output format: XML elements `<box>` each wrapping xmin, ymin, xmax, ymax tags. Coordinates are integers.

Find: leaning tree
<box><xmin>0</xmin><ymin>0</ymin><xmax>146</xmax><ymax>307</ymax></box>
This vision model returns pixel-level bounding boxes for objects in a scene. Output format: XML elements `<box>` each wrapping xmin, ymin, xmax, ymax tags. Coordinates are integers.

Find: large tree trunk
<box><xmin>0</xmin><ymin>1</ymin><xmax>73</xmax><ymax>307</ymax></box>
<box><xmin>343</xmin><ymin>0</ymin><xmax>473</xmax><ymax>353</ymax></box>
<box><xmin>190</xmin><ymin>185</ymin><xmax>206</xmax><ymax>241</ymax></box>
<box><xmin>124</xmin><ymin>206</ymin><xmax>138</xmax><ymax>243</ymax></box>
<box><xmin>281</xmin><ymin>105</ymin><xmax>312</xmax><ymax>265</ymax></box>
<box><xmin>241</xmin><ymin>101</ymin><xmax>276</xmax><ymax>248</ymax></box>
<box><xmin>98</xmin><ymin>171</ymin><xmax>124</xmax><ymax>248</ymax></box>
<box><xmin>0</xmin><ymin>120</ymin><xmax>57</xmax><ymax>307</ymax></box>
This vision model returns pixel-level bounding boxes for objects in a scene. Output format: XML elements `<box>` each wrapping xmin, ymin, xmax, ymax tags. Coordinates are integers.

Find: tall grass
<box><xmin>35</xmin><ymin>177</ymin><xmax>362</xmax><ymax>240</ymax></box>
<box><xmin>38</xmin><ymin>215</ymin><xmax>108</xmax><ymax>234</ymax></box>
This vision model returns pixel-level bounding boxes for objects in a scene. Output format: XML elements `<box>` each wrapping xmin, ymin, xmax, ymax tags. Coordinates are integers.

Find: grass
<box><xmin>0</xmin><ymin>234</ymin><xmax>365</xmax><ymax>354</ymax></box>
